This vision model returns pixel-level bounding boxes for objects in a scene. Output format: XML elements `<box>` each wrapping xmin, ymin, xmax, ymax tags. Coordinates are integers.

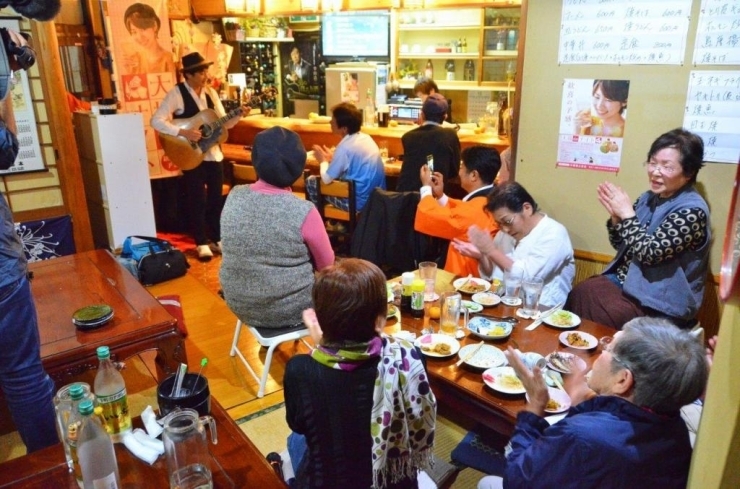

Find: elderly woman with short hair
<box><xmin>284</xmin><ymin>259</ymin><xmax>436</xmax><ymax>488</ymax></box>
<box><xmin>567</xmin><ymin>128</ymin><xmax>710</xmax><ymax>329</ymax></box>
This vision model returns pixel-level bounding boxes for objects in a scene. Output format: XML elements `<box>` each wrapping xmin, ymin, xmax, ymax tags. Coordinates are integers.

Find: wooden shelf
<box><xmin>398</xmin><ymin>80</ymin><xmax>516</xmax><ymax>92</ymax></box>
<box><xmin>399</xmin><ymin>53</ymin><xmax>480</xmax><ymax>59</ymax></box>
<box><xmin>398</xmin><ymin>24</ymin><xmax>479</xmax><ymax>31</ymax></box>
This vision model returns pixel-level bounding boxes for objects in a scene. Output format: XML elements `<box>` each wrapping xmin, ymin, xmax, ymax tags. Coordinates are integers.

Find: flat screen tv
<box><xmin>321</xmin><ymin>10</ymin><xmax>390</xmax><ymax>62</ymax></box>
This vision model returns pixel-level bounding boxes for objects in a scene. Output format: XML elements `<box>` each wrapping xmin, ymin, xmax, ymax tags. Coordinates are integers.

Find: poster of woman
<box><xmin>557</xmin><ymin>78</ymin><xmax>630</xmax><ymax>172</ymax></box>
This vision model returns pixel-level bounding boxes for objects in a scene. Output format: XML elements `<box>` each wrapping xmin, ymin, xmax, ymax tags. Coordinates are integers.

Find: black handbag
<box><xmin>121</xmin><ymin>236</ymin><xmax>189</xmax><ymax>285</ymax></box>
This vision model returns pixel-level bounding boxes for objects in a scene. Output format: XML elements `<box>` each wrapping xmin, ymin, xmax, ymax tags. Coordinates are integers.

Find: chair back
<box><xmin>317</xmin><ymin>179</ymin><xmax>357</xmax><ymax>234</ymax></box>
<box><xmin>232</xmin><ymin>163</ymin><xmax>258</xmax><ymax>184</ymax></box>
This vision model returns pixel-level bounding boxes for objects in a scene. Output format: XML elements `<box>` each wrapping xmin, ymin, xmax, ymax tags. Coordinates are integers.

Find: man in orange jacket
<box><xmin>414</xmin><ymin>146</ymin><xmax>501</xmax><ymax>277</ymax></box>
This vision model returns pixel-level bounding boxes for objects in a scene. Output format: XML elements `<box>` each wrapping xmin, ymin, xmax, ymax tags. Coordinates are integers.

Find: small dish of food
<box><xmin>543</xmin><ymin>310</ymin><xmax>582</xmax><ymax>329</ymax></box>
<box><xmin>453</xmin><ymin>277</ymin><xmax>491</xmax><ymax>295</ymax></box>
<box><xmin>467</xmin><ymin>317</ymin><xmax>513</xmax><ymax>340</ymax></box>
<box><xmin>482</xmin><ymin>366</ymin><xmax>526</xmax><ymax>394</ymax></box>
<box><xmin>559</xmin><ymin>331</ymin><xmax>597</xmax><ymax>350</ymax></box>
<box><xmin>546</xmin><ymin>351</ymin><xmax>588</xmax><ymax>374</ymax></box>
<box><xmin>461</xmin><ymin>300</ymin><xmax>483</xmax><ymax>313</ymax></box>
<box><xmin>526</xmin><ymin>387</ymin><xmax>571</xmax><ymax>414</ymax></box>
<box><xmin>472</xmin><ymin>292</ymin><xmax>501</xmax><ymax>307</ymax></box>
<box><xmin>414</xmin><ymin>334</ymin><xmax>461</xmax><ymax>358</ymax></box>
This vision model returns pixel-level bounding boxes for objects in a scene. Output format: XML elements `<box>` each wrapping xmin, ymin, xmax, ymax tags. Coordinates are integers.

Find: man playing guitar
<box><xmin>151</xmin><ymin>52</ymin><xmax>249</xmax><ymax>261</ymax></box>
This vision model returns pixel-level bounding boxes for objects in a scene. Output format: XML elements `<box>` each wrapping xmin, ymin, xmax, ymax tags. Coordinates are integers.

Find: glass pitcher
<box><xmin>162</xmin><ymin>408</ymin><xmax>218</xmax><ymax>489</ymax></box>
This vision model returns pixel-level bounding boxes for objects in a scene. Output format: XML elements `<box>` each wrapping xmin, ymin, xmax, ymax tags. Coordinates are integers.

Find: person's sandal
<box><xmin>266</xmin><ymin>452</ymin><xmax>285</xmax><ymax>483</ymax></box>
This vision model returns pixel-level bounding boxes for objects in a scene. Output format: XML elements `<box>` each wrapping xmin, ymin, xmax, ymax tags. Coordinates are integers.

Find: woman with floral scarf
<box><xmin>284</xmin><ymin>258</ymin><xmax>437</xmax><ymax>488</ymax></box>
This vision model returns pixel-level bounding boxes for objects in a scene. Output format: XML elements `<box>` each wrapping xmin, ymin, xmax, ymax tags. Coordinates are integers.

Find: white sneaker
<box><xmin>196</xmin><ymin>245</ymin><xmax>213</xmax><ymax>262</ymax></box>
<box><xmin>209</xmin><ymin>241</ymin><xmax>222</xmax><ymax>254</ymax></box>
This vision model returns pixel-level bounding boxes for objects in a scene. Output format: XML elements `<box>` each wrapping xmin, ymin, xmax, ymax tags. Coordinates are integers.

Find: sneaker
<box><xmin>196</xmin><ymin>245</ymin><xmax>213</xmax><ymax>262</ymax></box>
<box><xmin>209</xmin><ymin>241</ymin><xmax>222</xmax><ymax>255</ymax></box>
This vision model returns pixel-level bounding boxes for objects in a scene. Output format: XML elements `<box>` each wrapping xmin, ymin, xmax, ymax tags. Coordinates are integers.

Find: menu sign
<box><xmin>558</xmin><ymin>0</ymin><xmax>692</xmax><ymax>65</ymax></box>
<box><xmin>692</xmin><ymin>0</ymin><xmax>740</xmax><ymax>65</ymax></box>
<box><xmin>683</xmin><ymin>70</ymin><xmax>740</xmax><ymax>164</ymax></box>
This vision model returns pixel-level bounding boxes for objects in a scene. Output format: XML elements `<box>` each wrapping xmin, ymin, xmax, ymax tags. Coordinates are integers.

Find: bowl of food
<box><xmin>467</xmin><ymin>316</ymin><xmax>513</xmax><ymax>340</ymax></box>
<box><xmin>472</xmin><ymin>292</ymin><xmax>501</xmax><ymax>307</ymax></box>
<box><xmin>453</xmin><ymin>277</ymin><xmax>491</xmax><ymax>295</ymax></box>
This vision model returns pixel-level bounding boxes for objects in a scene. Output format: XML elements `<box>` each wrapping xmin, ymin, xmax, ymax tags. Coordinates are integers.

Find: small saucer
<box><xmin>424</xmin><ymin>293</ymin><xmax>440</xmax><ymax>302</ymax></box>
<box><xmin>501</xmin><ymin>297</ymin><xmax>522</xmax><ymax>307</ymax></box>
<box><xmin>516</xmin><ymin>309</ymin><xmax>541</xmax><ymax>320</ymax></box>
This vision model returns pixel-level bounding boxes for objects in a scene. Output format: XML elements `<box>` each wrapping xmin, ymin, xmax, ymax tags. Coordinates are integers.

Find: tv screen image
<box><xmin>321</xmin><ymin>10</ymin><xmax>390</xmax><ymax>61</ymax></box>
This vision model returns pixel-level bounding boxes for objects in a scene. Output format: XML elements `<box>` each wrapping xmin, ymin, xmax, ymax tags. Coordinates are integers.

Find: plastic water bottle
<box><xmin>94</xmin><ymin>346</ymin><xmax>131</xmax><ymax>442</ymax></box>
<box><xmin>77</xmin><ymin>399</ymin><xmax>121</xmax><ymax>489</ymax></box>
<box><xmin>364</xmin><ymin>88</ymin><xmax>375</xmax><ymax>127</ymax></box>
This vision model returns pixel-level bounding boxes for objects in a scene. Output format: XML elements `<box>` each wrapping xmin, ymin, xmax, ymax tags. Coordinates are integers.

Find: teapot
<box><xmin>162</xmin><ymin>408</ymin><xmax>218</xmax><ymax>489</ymax></box>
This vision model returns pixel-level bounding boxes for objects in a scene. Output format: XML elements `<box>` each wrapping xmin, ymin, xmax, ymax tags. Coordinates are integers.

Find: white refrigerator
<box><xmin>325</xmin><ymin>62</ymin><xmax>388</xmax><ymax>113</ymax></box>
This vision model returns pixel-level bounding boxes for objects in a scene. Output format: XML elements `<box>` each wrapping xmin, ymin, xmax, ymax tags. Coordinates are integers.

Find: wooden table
<box><xmin>0</xmin><ymin>397</ymin><xmax>284</xmax><ymax>488</ymax></box>
<box><xmin>384</xmin><ymin>270</ymin><xmax>614</xmax><ymax>436</ymax></box>
<box><xmin>28</xmin><ymin>249</ymin><xmax>186</xmax><ymax>384</ymax></box>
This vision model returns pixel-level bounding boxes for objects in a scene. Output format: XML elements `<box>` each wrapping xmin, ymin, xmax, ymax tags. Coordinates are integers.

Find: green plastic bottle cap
<box><xmin>78</xmin><ymin>399</ymin><xmax>94</xmax><ymax>415</ymax></box>
<box><xmin>411</xmin><ymin>279</ymin><xmax>425</xmax><ymax>292</ymax></box>
<box><xmin>96</xmin><ymin>346</ymin><xmax>110</xmax><ymax>358</ymax></box>
<box><xmin>69</xmin><ymin>383</ymin><xmax>85</xmax><ymax>400</ymax></box>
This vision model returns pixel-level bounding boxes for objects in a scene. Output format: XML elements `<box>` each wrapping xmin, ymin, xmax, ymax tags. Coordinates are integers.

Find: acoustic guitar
<box><xmin>157</xmin><ymin>106</ymin><xmax>243</xmax><ymax>171</ymax></box>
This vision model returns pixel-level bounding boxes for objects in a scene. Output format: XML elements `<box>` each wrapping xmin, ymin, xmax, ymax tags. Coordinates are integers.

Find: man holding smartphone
<box><xmin>397</xmin><ymin>94</ymin><xmax>460</xmax><ymax>192</ymax></box>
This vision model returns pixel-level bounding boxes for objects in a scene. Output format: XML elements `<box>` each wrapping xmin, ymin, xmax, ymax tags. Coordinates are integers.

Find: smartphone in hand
<box><xmin>426</xmin><ymin>154</ymin><xmax>434</xmax><ymax>173</ymax></box>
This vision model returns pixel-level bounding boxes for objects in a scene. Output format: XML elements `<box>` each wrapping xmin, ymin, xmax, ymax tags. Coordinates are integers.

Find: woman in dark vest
<box><xmin>566</xmin><ymin>128</ymin><xmax>710</xmax><ymax>329</ymax></box>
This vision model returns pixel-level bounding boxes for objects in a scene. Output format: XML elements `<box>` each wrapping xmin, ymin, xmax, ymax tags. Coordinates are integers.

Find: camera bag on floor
<box><xmin>120</xmin><ymin>235</ymin><xmax>189</xmax><ymax>285</ymax></box>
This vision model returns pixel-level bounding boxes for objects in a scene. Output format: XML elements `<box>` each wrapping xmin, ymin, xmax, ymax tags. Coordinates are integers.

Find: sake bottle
<box><xmin>424</xmin><ymin>59</ymin><xmax>434</xmax><ymax>79</ymax></box>
<box><xmin>94</xmin><ymin>346</ymin><xmax>131</xmax><ymax>442</ymax></box>
<box><xmin>77</xmin><ymin>399</ymin><xmax>121</xmax><ymax>489</ymax></box>
<box><xmin>364</xmin><ymin>88</ymin><xmax>376</xmax><ymax>127</ymax></box>
<box><xmin>65</xmin><ymin>384</ymin><xmax>87</xmax><ymax>486</ymax></box>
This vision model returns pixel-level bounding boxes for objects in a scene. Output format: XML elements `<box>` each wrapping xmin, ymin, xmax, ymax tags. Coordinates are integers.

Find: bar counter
<box><xmin>227</xmin><ymin>115</ymin><xmax>509</xmax><ymax>160</ymax></box>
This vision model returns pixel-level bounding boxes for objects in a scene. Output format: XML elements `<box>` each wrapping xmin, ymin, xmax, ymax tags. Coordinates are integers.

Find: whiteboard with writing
<box><xmin>558</xmin><ymin>0</ymin><xmax>692</xmax><ymax>65</ymax></box>
<box><xmin>692</xmin><ymin>0</ymin><xmax>740</xmax><ymax>65</ymax></box>
<box><xmin>683</xmin><ymin>70</ymin><xmax>740</xmax><ymax>164</ymax></box>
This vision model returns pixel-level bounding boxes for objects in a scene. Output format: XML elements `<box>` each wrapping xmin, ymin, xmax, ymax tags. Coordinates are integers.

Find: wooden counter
<box><xmin>227</xmin><ymin>115</ymin><xmax>509</xmax><ymax>160</ymax></box>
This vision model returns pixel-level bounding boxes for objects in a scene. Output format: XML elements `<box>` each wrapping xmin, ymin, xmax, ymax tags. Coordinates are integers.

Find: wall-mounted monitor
<box><xmin>321</xmin><ymin>10</ymin><xmax>390</xmax><ymax>62</ymax></box>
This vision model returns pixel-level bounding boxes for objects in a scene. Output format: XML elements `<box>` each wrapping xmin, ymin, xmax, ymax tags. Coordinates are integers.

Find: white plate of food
<box><xmin>415</xmin><ymin>334</ymin><xmax>461</xmax><ymax>358</ymax></box>
<box><xmin>453</xmin><ymin>277</ymin><xmax>491</xmax><ymax>295</ymax></box>
<box><xmin>546</xmin><ymin>351</ymin><xmax>588</xmax><ymax>374</ymax></box>
<box><xmin>461</xmin><ymin>300</ymin><xmax>483</xmax><ymax>313</ymax></box>
<box><xmin>467</xmin><ymin>317</ymin><xmax>513</xmax><ymax>340</ymax></box>
<box><xmin>559</xmin><ymin>331</ymin><xmax>597</xmax><ymax>350</ymax></box>
<box><xmin>482</xmin><ymin>366</ymin><xmax>526</xmax><ymax>395</ymax></box>
<box><xmin>543</xmin><ymin>310</ymin><xmax>582</xmax><ymax>329</ymax></box>
<box><xmin>387</xmin><ymin>304</ymin><xmax>399</xmax><ymax>319</ymax></box>
<box><xmin>526</xmin><ymin>387</ymin><xmax>572</xmax><ymax>414</ymax></box>
<box><xmin>472</xmin><ymin>292</ymin><xmax>501</xmax><ymax>307</ymax></box>
<box><xmin>458</xmin><ymin>344</ymin><xmax>506</xmax><ymax>369</ymax></box>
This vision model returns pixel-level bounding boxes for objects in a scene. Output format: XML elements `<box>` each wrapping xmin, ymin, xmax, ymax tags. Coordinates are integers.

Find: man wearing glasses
<box><xmin>478</xmin><ymin>318</ymin><xmax>708</xmax><ymax>489</ymax></box>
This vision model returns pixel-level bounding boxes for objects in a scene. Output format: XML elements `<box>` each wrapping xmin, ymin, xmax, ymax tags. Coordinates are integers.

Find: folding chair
<box><xmin>229</xmin><ymin>319</ymin><xmax>310</xmax><ymax>398</ymax></box>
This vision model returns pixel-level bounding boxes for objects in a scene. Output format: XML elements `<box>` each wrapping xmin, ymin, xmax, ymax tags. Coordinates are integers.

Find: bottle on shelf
<box><xmin>93</xmin><ymin>346</ymin><xmax>131</xmax><ymax>442</ymax></box>
<box><xmin>496</xmin><ymin>30</ymin><xmax>506</xmax><ymax>51</ymax></box>
<box><xmin>424</xmin><ymin>59</ymin><xmax>434</xmax><ymax>79</ymax></box>
<box><xmin>364</xmin><ymin>88</ymin><xmax>375</xmax><ymax>127</ymax></box>
<box><xmin>464</xmin><ymin>60</ymin><xmax>475</xmax><ymax>82</ymax></box>
<box><xmin>457</xmin><ymin>38</ymin><xmax>462</xmax><ymax>53</ymax></box>
<box><xmin>498</xmin><ymin>94</ymin><xmax>508</xmax><ymax>136</ymax></box>
<box><xmin>77</xmin><ymin>399</ymin><xmax>121</xmax><ymax>489</ymax></box>
<box><xmin>462</xmin><ymin>38</ymin><xmax>467</xmax><ymax>53</ymax></box>
<box><xmin>506</xmin><ymin>29</ymin><xmax>519</xmax><ymax>51</ymax></box>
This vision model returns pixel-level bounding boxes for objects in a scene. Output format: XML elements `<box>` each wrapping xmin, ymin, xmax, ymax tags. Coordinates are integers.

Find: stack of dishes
<box><xmin>72</xmin><ymin>304</ymin><xmax>114</xmax><ymax>331</ymax></box>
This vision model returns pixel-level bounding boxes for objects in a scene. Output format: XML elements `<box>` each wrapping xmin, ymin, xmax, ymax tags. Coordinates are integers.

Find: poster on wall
<box><xmin>0</xmin><ymin>18</ymin><xmax>44</xmax><ymax>176</ymax></box>
<box><xmin>107</xmin><ymin>0</ymin><xmax>178</xmax><ymax>178</ymax></box>
<box><xmin>683</xmin><ymin>70</ymin><xmax>740</xmax><ymax>164</ymax></box>
<box><xmin>280</xmin><ymin>32</ymin><xmax>323</xmax><ymax>117</ymax></box>
<box><xmin>558</xmin><ymin>0</ymin><xmax>692</xmax><ymax>65</ymax></box>
<box><xmin>556</xmin><ymin>78</ymin><xmax>631</xmax><ymax>172</ymax></box>
<box><xmin>693</xmin><ymin>0</ymin><xmax>740</xmax><ymax>65</ymax></box>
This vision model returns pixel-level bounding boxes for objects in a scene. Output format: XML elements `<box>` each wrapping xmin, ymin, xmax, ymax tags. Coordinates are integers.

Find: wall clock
<box><xmin>720</xmin><ymin>162</ymin><xmax>740</xmax><ymax>301</ymax></box>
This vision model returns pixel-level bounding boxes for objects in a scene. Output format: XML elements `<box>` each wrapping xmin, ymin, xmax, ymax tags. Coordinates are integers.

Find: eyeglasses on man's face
<box><xmin>599</xmin><ymin>336</ymin><xmax>631</xmax><ymax>372</ymax></box>
<box><xmin>494</xmin><ymin>213</ymin><xmax>518</xmax><ymax>228</ymax></box>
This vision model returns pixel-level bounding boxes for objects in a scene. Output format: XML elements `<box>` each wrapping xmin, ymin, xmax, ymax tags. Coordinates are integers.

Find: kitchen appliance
<box><xmin>325</xmin><ymin>62</ymin><xmax>388</xmax><ymax>113</ymax></box>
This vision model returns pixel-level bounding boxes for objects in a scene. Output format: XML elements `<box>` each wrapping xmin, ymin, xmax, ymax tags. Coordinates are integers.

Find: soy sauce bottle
<box><xmin>400</xmin><ymin>272</ymin><xmax>415</xmax><ymax>313</ymax></box>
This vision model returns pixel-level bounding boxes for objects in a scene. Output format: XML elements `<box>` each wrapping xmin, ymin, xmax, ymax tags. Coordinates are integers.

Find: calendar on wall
<box><xmin>0</xmin><ymin>18</ymin><xmax>45</xmax><ymax>176</ymax></box>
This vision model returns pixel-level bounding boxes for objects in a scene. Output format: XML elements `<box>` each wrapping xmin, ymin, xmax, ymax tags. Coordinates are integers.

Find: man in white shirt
<box><xmin>151</xmin><ymin>52</ymin><xmax>248</xmax><ymax>261</ymax></box>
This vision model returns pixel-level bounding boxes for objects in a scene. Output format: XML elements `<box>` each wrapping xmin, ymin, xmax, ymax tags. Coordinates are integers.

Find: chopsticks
<box><xmin>456</xmin><ymin>340</ymin><xmax>485</xmax><ymax>367</ymax></box>
<box><xmin>525</xmin><ymin>302</ymin><xmax>565</xmax><ymax>331</ymax></box>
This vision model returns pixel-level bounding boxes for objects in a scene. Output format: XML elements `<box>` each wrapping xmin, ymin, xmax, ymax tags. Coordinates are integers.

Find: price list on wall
<box><xmin>558</xmin><ymin>0</ymin><xmax>692</xmax><ymax>65</ymax></box>
<box><xmin>683</xmin><ymin>70</ymin><xmax>740</xmax><ymax>164</ymax></box>
<box><xmin>692</xmin><ymin>0</ymin><xmax>740</xmax><ymax>65</ymax></box>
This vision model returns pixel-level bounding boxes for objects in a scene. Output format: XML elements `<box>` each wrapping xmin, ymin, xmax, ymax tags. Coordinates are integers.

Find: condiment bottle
<box><xmin>424</xmin><ymin>59</ymin><xmax>433</xmax><ymax>79</ymax></box>
<box><xmin>401</xmin><ymin>272</ymin><xmax>415</xmax><ymax>312</ymax></box>
<box><xmin>94</xmin><ymin>346</ymin><xmax>131</xmax><ymax>442</ymax></box>
<box><xmin>77</xmin><ymin>399</ymin><xmax>121</xmax><ymax>489</ymax></box>
<box><xmin>65</xmin><ymin>384</ymin><xmax>86</xmax><ymax>485</ymax></box>
<box><xmin>411</xmin><ymin>279</ymin><xmax>425</xmax><ymax>318</ymax></box>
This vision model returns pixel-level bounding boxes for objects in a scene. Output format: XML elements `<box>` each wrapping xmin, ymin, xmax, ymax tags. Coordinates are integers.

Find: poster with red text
<box><xmin>557</xmin><ymin>78</ymin><xmax>630</xmax><ymax>173</ymax></box>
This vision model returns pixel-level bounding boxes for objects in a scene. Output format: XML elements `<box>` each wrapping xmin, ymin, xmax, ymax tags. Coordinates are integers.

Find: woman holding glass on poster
<box><xmin>574</xmin><ymin>79</ymin><xmax>630</xmax><ymax>137</ymax></box>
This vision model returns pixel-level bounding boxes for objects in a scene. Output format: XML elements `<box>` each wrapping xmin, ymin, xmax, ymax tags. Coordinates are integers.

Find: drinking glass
<box><xmin>502</xmin><ymin>270</ymin><xmax>522</xmax><ymax>306</ymax></box>
<box><xmin>521</xmin><ymin>278</ymin><xmax>544</xmax><ymax>317</ymax></box>
<box><xmin>440</xmin><ymin>293</ymin><xmax>461</xmax><ymax>336</ymax></box>
<box><xmin>418</xmin><ymin>261</ymin><xmax>438</xmax><ymax>301</ymax></box>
